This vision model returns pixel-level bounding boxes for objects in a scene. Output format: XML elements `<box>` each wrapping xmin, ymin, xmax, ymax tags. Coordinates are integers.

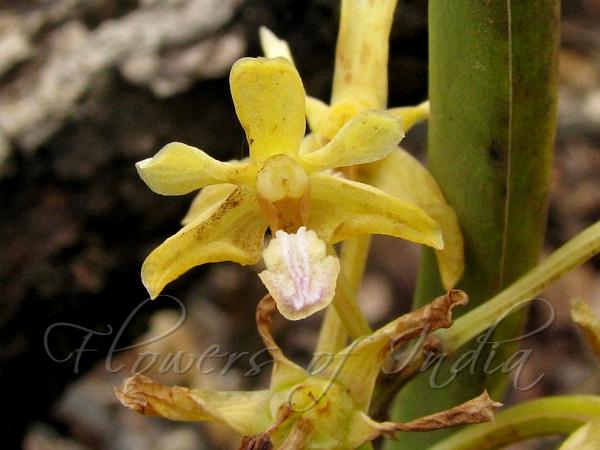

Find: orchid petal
<box><xmin>345</xmin><ymin>391</ymin><xmax>500</xmax><ymax>447</ymax></box>
<box><xmin>345</xmin><ymin>411</ymin><xmax>387</xmax><ymax>449</ymax></box>
<box><xmin>308</xmin><ymin>173</ymin><xmax>443</xmax><ymax>249</ymax></box>
<box><xmin>387</xmin><ymin>101</ymin><xmax>430</xmax><ymax>132</ymax></box>
<box><xmin>141</xmin><ymin>187</ymin><xmax>268</xmax><ymax>298</ymax></box>
<box><xmin>301</xmin><ymin>110</ymin><xmax>404</xmax><ymax>171</ymax></box>
<box><xmin>259</xmin><ymin>227</ymin><xmax>340</xmax><ymax>320</ymax></box>
<box><xmin>361</xmin><ymin>148</ymin><xmax>464</xmax><ymax>289</ymax></box>
<box><xmin>321</xmin><ymin>291</ymin><xmax>467</xmax><ymax>411</ymax></box>
<box><xmin>305</xmin><ymin>96</ymin><xmax>331</xmax><ymax>136</ymax></box>
<box><xmin>331</xmin><ymin>0</ymin><xmax>398</xmax><ymax>109</ymax></box>
<box><xmin>259</xmin><ymin>26</ymin><xmax>294</xmax><ymax>63</ymax></box>
<box><xmin>299</xmin><ymin>132</ymin><xmax>324</xmax><ymax>156</ymax></box>
<box><xmin>136</xmin><ymin>142</ymin><xmax>249</xmax><ymax>195</ymax></box>
<box><xmin>116</xmin><ymin>374</ymin><xmax>272</xmax><ymax>436</ymax></box>
<box><xmin>230</xmin><ymin>57</ymin><xmax>306</xmax><ymax>161</ymax></box>
<box><xmin>376</xmin><ymin>391</ymin><xmax>501</xmax><ymax>434</ymax></box>
<box><xmin>181</xmin><ymin>183</ymin><xmax>236</xmax><ymax>226</ymax></box>
<box><xmin>256</xmin><ymin>295</ymin><xmax>308</xmax><ymax>390</ymax></box>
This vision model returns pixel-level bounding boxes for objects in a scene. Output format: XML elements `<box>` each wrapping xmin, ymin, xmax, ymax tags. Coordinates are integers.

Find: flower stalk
<box><xmin>315</xmin><ymin>235</ymin><xmax>373</xmax><ymax>357</ymax></box>
<box><xmin>426</xmin><ymin>396</ymin><xmax>600</xmax><ymax>450</ymax></box>
<box><xmin>438</xmin><ymin>219</ymin><xmax>600</xmax><ymax>354</ymax></box>
<box><xmin>373</xmin><ymin>219</ymin><xmax>600</xmax><ymax>412</ymax></box>
<box><xmin>331</xmin><ymin>258</ymin><xmax>372</xmax><ymax>339</ymax></box>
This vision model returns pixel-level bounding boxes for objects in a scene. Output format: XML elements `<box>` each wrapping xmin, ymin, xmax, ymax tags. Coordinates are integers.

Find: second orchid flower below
<box><xmin>136</xmin><ymin>57</ymin><xmax>443</xmax><ymax>319</ymax></box>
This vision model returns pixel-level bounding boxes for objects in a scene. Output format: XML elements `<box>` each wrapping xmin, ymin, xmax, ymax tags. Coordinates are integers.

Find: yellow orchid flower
<box><xmin>260</xmin><ymin>0</ymin><xmax>464</xmax><ymax>289</ymax></box>
<box><xmin>116</xmin><ymin>292</ymin><xmax>501</xmax><ymax>449</ymax></box>
<box><xmin>137</xmin><ymin>56</ymin><xmax>443</xmax><ymax>320</ymax></box>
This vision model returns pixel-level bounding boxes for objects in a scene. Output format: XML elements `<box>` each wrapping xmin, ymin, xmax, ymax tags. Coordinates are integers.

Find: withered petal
<box><xmin>256</xmin><ymin>295</ymin><xmax>309</xmax><ymax>390</ymax></box>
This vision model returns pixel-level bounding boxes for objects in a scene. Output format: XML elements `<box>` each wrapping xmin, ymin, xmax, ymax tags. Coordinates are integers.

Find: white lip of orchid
<box><xmin>259</xmin><ymin>226</ymin><xmax>340</xmax><ymax>320</ymax></box>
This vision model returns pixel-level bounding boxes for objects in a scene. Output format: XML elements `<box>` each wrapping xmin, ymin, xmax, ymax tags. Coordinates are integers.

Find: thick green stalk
<box><xmin>387</xmin><ymin>1</ymin><xmax>559</xmax><ymax>449</ymax></box>
<box><xmin>426</xmin><ymin>396</ymin><xmax>600</xmax><ymax>450</ymax></box>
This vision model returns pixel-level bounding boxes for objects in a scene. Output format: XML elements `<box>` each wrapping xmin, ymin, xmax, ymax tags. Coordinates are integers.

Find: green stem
<box><xmin>315</xmin><ymin>307</ymin><xmax>347</xmax><ymax>358</ymax></box>
<box><xmin>373</xmin><ymin>220</ymin><xmax>600</xmax><ymax>415</ymax></box>
<box><xmin>426</xmin><ymin>396</ymin><xmax>600</xmax><ymax>450</ymax></box>
<box><xmin>438</xmin><ymin>219</ymin><xmax>600</xmax><ymax>353</ymax></box>
<box><xmin>315</xmin><ymin>237</ymin><xmax>372</xmax><ymax>358</ymax></box>
<box><xmin>332</xmin><ymin>265</ymin><xmax>372</xmax><ymax>339</ymax></box>
<box><xmin>357</xmin><ymin>444</ymin><xmax>376</xmax><ymax>450</ymax></box>
<box><xmin>340</xmin><ymin>235</ymin><xmax>371</xmax><ymax>292</ymax></box>
<box><xmin>389</xmin><ymin>1</ymin><xmax>559</xmax><ymax>447</ymax></box>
